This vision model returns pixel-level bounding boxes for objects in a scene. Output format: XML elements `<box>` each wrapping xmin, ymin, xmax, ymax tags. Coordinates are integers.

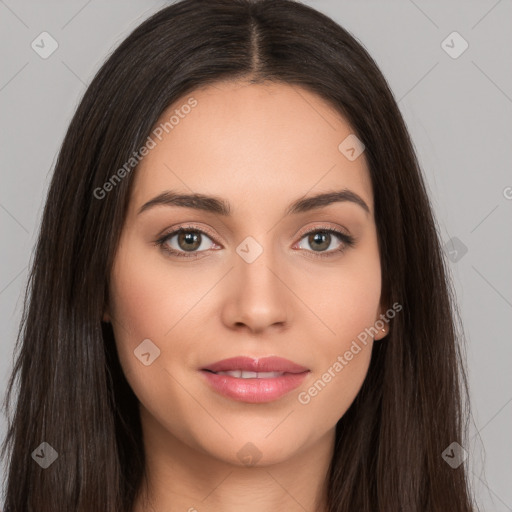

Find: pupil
<box><xmin>179</xmin><ymin>232</ymin><xmax>200</xmax><ymax>251</ymax></box>
<box><xmin>310</xmin><ymin>232</ymin><xmax>330</xmax><ymax>251</ymax></box>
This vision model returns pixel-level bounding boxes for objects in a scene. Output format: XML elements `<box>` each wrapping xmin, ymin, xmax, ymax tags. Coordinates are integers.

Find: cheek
<box><xmin>297</xmin><ymin>343</ymin><xmax>373</xmax><ymax>432</ymax></box>
<box><xmin>107</xmin><ymin>237</ymin><xmax>181</xmax><ymax>381</ymax></box>
<box><xmin>295</xmin><ymin>275</ymin><xmax>378</xmax><ymax>427</ymax></box>
<box><xmin>293</xmin><ymin>243</ymin><xmax>381</xmax><ymax>421</ymax></box>
<box><xmin>109</xmin><ymin>236</ymin><xmax>189</xmax><ymax>343</ymax></box>
<box><xmin>107</xmin><ymin>241</ymin><xmax>198</xmax><ymax>428</ymax></box>
<box><xmin>299</xmin><ymin>236</ymin><xmax>382</xmax><ymax>348</ymax></box>
<box><xmin>107</xmin><ymin>234</ymin><xmax>221</xmax><ymax>399</ymax></box>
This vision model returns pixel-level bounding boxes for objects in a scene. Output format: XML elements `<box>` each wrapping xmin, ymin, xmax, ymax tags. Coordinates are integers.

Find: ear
<box><xmin>375</xmin><ymin>303</ymin><xmax>390</xmax><ymax>340</ymax></box>
<box><xmin>102</xmin><ymin>304</ymin><xmax>111</xmax><ymax>323</ymax></box>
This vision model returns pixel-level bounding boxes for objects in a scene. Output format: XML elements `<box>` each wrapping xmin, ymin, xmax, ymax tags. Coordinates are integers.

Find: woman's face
<box><xmin>106</xmin><ymin>80</ymin><xmax>387</xmax><ymax>467</ymax></box>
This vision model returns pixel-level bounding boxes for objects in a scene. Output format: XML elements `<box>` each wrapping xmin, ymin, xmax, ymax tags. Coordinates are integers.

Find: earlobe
<box><xmin>376</xmin><ymin>303</ymin><xmax>390</xmax><ymax>340</ymax></box>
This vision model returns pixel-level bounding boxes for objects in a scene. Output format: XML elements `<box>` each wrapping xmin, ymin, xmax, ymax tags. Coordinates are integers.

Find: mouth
<box><xmin>201</xmin><ymin>355</ymin><xmax>309</xmax><ymax>374</ymax></box>
<box><xmin>203</xmin><ymin>370</ymin><xmax>292</xmax><ymax>378</ymax></box>
<box><xmin>200</xmin><ymin>356</ymin><xmax>310</xmax><ymax>403</ymax></box>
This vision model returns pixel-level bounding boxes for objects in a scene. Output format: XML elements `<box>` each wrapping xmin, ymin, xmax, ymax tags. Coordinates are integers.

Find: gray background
<box><xmin>1</xmin><ymin>0</ymin><xmax>511</xmax><ymax>509</ymax></box>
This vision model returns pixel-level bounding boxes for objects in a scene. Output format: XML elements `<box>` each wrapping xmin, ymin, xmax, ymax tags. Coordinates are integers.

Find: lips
<box><xmin>201</xmin><ymin>356</ymin><xmax>309</xmax><ymax>374</ymax></box>
<box><xmin>200</xmin><ymin>356</ymin><xmax>310</xmax><ymax>403</ymax></box>
<box><xmin>213</xmin><ymin>370</ymin><xmax>286</xmax><ymax>379</ymax></box>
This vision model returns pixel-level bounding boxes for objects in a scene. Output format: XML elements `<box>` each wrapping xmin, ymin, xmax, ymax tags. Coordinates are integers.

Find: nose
<box><xmin>220</xmin><ymin>244</ymin><xmax>291</xmax><ymax>335</ymax></box>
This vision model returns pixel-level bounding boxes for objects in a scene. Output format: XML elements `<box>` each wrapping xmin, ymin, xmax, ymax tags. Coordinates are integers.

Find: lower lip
<box><xmin>200</xmin><ymin>370</ymin><xmax>309</xmax><ymax>403</ymax></box>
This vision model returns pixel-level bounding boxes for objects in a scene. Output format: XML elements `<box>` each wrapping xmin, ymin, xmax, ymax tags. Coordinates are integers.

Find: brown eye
<box><xmin>176</xmin><ymin>231</ymin><xmax>202</xmax><ymax>252</ymax></box>
<box><xmin>296</xmin><ymin>228</ymin><xmax>354</xmax><ymax>255</ymax></box>
<box><xmin>307</xmin><ymin>231</ymin><xmax>332</xmax><ymax>252</ymax></box>
<box><xmin>294</xmin><ymin>226</ymin><xmax>356</xmax><ymax>258</ymax></box>
<box><xmin>155</xmin><ymin>227</ymin><xmax>218</xmax><ymax>258</ymax></box>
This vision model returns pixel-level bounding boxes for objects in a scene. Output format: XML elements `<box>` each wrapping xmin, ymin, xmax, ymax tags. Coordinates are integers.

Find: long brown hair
<box><xmin>1</xmin><ymin>0</ymin><xmax>475</xmax><ymax>510</ymax></box>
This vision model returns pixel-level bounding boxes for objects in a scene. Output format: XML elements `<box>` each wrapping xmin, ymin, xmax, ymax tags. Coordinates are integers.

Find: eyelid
<box><xmin>160</xmin><ymin>223</ymin><xmax>218</xmax><ymax>241</ymax></box>
<box><xmin>294</xmin><ymin>222</ymin><xmax>352</xmax><ymax>240</ymax></box>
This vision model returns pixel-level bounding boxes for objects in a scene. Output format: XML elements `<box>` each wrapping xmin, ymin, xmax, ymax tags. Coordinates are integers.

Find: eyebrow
<box><xmin>137</xmin><ymin>189</ymin><xmax>370</xmax><ymax>217</ymax></box>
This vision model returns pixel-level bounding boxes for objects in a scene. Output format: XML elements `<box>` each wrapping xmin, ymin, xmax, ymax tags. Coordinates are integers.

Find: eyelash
<box><xmin>154</xmin><ymin>224</ymin><xmax>356</xmax><ymax>260</ymax></box>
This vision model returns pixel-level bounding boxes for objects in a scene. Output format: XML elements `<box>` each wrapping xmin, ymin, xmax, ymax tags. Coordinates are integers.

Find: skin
<box><xmin>104</xmin><ymin>80</ymin><xmax>388</xmax><ymax>512</ymax></box>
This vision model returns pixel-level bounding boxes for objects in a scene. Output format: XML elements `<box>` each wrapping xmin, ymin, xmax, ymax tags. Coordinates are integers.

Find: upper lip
<box><xmin>201</xmin><ymin>356</ymin><xmax>309</xmax><ymax>374</ymax></box>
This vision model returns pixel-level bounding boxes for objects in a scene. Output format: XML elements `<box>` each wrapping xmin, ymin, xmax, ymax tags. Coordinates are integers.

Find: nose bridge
<box><xmin>236</xmin><ymin>232</ymin><xmax>283</xmax><ymax>296</ymax></box>
<box><xmin>223</xmin><ymin>231</ymin><xmax>290</xmax><ymax>332</ymax></box>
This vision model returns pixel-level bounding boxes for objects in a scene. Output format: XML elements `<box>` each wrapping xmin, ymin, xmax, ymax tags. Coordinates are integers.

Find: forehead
<box><xmin>130</xmin><ymin>81</ymin><xmax>373</xmax><ymax>218</ymax></box>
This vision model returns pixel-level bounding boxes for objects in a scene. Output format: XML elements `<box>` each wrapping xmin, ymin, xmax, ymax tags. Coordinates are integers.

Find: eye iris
<box><xmin>309</xmin><ymin>231</ymin><xmax>330</xmax><ymax>251</ymax></box>
<box><xmin>178</xmin><ymin>231</ymin><xmax>201</xmax><ymax>251</ymax></box>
